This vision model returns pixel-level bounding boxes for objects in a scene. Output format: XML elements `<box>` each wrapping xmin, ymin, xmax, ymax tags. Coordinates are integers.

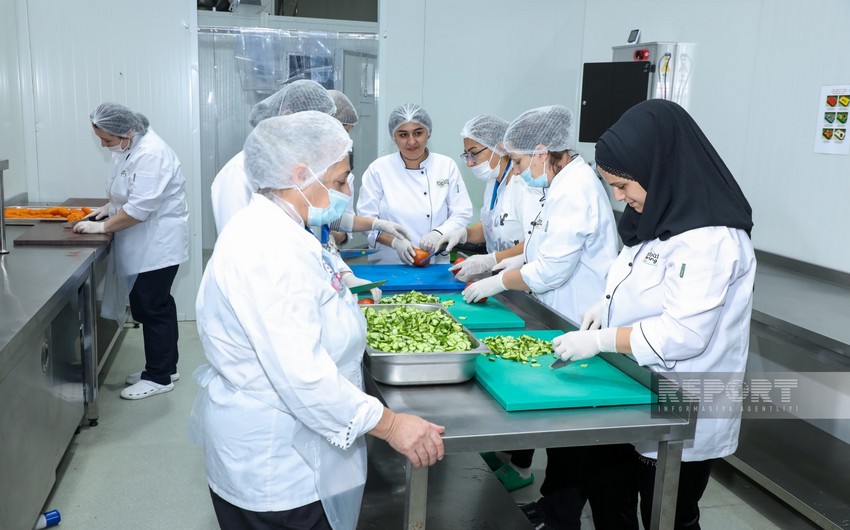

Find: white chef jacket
<box><xmin>210</xmin><ymin>151</ymin><xmax>252</xmax><ymax>235</ymax></box>
<box><xmin>195</xmin><ymin>194</ymin><xmax>384</xmax><ymax>511</ymax></box>
<box><xmin>356</xmin><ymin>151</ymin><xmax>473</xmax><ymax>264</ymax></box>
<box><xmin>481</xmin><ymin>166</ymin><xmax>545</xmax><ymax>252</ymax></box>
<box><xmin>521</xmin><ymin>155</ymin><xmax>618</xmax><ymax>325</ymax></box>
<box><xmin>107</xmin><ymin>128</ymin><xmax>189</xmax><ymax>276</ymax></box>
<box><xmin>602</xmin><ymin>226</ymin><xmax>756</xmax><ymax>462</ymax></box>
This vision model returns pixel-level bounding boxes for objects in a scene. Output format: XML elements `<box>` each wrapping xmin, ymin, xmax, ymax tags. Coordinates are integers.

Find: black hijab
<box><xmin>595</xmin><ymin>99</ymin><xmax>753</xmax><ymax>247</ymax></box>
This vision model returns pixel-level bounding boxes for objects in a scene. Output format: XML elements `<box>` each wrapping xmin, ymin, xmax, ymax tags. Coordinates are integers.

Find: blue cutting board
<box><xmin>349</xmin><ymin>264</ymin><xmax>464</xmax><ymax>292</ymax></box>
<box><xmin>439</xmin><ymin>294</ymin><xmax>525</xmax><ymax>331</ymax></box>
<box><xmin>474</xmin><ymin>330</ymin><xmax>655</xmax><ymax>412</ymax></box>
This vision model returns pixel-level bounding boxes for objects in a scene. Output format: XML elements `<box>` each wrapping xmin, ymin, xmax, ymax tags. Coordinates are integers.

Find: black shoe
<box><xmin>520</xmin><ymin>501</ymin><xmax>545</xmax><ymax>525</ymax></box>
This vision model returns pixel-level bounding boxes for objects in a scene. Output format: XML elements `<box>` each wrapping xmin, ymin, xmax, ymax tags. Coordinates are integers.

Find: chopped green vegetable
<box><xmin>363</xmin><ymin>306</ymin><xmax>473</xmax><ymax>353</ymax></box>
<box><xmin>380</xmin><ymin>290</ymin><xmax>441</xmax><ymax>304</ymax></box>
<box><xmin>481</xmin><ymin>335</ymin><xmax>554</xmax><ymax>365</ymax></box>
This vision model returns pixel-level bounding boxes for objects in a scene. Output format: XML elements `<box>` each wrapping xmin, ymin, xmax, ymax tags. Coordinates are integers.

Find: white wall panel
<box><xmin>379</xmin><ymin>0</ymin><xmax>587</xmax><ymax>218</ymax></box>
<box><xmin>0</xmin><ymin>0</ymin><xmax>27</xmax><ymax>200</ymax></box>
<box><xmin>23</xmin><ymin>0</ymin><xmax>201</xmax><ymax>319</ymax></box>
<box><xmin>582</xmin><ymin>0</ymin><xmax>850</xmax><ymax>271</ymax></box>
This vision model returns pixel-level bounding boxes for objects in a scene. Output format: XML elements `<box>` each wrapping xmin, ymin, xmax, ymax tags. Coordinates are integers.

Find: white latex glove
<box><xmin>419</xmin><ymin>230</ymin><xmax>443</xmax><ymax>253</ymax></box>
<box><xmin>552</xmin><ymin>328</ymin><xmax>617</xmax><ymax>362</ymax></box>
<box><xmin>436</xmin><ymin>227</ymin><xmax>468</xmax><ymax>252</ymax></box>
<box><xmin>450</xmin><ymin>253</ymin><xmax>496</xmax><ymax>282</ymax></box>
<box><xmin>85</xmin><ymin>204</ymin><xmax>110</xmax><ymax>221</ymax></box>
<box><xmin>372</xmin><ymin>218</ymin><xmax>411</xmax><ymax>242</ymax></box>
<box><xmin>580</xmin><ymin>299</ymin><xmax>605</xmax><ymax>331</ymax></box>
<box><xmin>73</xmin><ymin>220</ymin><xmax>106</xmax><ymax>234</ymax></box>
<box><xmin>462</xmin><ymin>273</ymin><xmax>506</xmax><ymax>303</ymax></box>
<box><xmin>342</xmin><ymin>273</ymin><xmax>382</xmax><ymax>302</ymax></box>
<box><xmin>391</xmin><ymin>237</ymin><xmax>415</xmax><ymax>265</ymax></box>
<box><xmin>492</xmin><ymin>254</ymin><xmax>525</xmax><ymax>273</ymax></box>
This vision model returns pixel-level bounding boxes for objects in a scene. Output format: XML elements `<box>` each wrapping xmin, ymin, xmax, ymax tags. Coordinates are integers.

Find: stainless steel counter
<box><xmin>365</xmin><ymin>290</ymin><xmax>696</xmax><ymax>530</ymax></box>
<box><xmin>727</xmin><ymin>253</ymin><xmax>850</xmax><ymax>529</ymax></box>
<box><xmin>0</xmin><ymin>225</ymin><xmax>108</xmax><ymax>530</ymax></box>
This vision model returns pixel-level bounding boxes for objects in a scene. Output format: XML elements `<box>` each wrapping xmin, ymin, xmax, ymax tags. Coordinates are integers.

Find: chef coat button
<box><xmin>605</xmin><ymin>294</ymin><xmax>611</xmax><ymax>299</ymax></box>
<box><xmin>527</xmin><ymin>231</ymin><xmax>531</xmax><ymax>234</ymax></box>
<box><xmin>423</xmin><ymin>192</ymin><xmax>427</xmax><ymax>195</ymax></box>
<box><xmin>426</xmin><ymin>214</ymin><xmax>430</xmax><ymax>218</ymax></box>
<box><xmin>628</xmin><ymin>262</ymin><xmax>633</xmax><ymax>267</ymax></box>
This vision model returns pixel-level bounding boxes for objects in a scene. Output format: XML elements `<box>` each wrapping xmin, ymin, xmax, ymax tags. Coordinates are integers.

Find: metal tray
<box><xmin>3</xmin><ymin>206</ymin><xmax>97</xmax><ymax>224</ymax></box>
<box><xmin>362</xmin><ymin>303</ymin><xmax>489</xmax><ymax>385</ymax></box>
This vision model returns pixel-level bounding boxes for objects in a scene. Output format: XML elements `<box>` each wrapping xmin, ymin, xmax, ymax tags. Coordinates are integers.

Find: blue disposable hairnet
<box><xmin>328</xmin><ymin>90</ymin><xmax>359</xmax><ymax>126</ymax></box>
<box><xmin>244</xmin><ymin>111</ymin><xmax>352</xmax><ymax>192</ymax></box>
<box><xmin>248</xmin><ymin>80</ymin><xmax>336</xmax><ymax>127</ymax></box>
<box><xmin>460</xmin><ymin>115</ymin><xmax>509</xmax><ymax>156</ymax></box>
<box><xmin>90</xmin><ymin>102</ymin><xmax>150</xmax><ymax>137</ymax></box>
<box><xmin>388</xmin><ymin>104</ymin><xmax>432</xmax><ymax>137</ymax></box>
<box><xmin>503</xmin><ymin>105</ymin><xmax>573</xmax><ymax>155</ymax></box>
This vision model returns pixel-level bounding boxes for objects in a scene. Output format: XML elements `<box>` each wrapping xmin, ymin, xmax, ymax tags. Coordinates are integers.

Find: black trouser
<box><xmin>210</xmin><ymin>489</ymin><xmax>332</xmax><ymax>530</ymax></box>
<box><xmin>129</xmin><ymin>264</ymin><xmax>180</xmax><ymax>386</ymax></box>
<box><xmin>538</xmin><ymin>444</ymin><xmax>639</xmax><ymax>530</ymax></box>
<box><xmin>637</xmin><ymin>455</ymin><xmax>714</xmax><ymax>530</ymax></box>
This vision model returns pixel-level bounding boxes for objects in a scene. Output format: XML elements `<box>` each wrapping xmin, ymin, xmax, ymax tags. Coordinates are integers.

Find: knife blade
<box><xmin>423</xmin><ymin>242</ymin><xmax>449</xmax><ymax>263</ymax></box>
<box><xmin>347</xmin><ymin>279</ymin><xmax>388</xmax><ymax>294</ymax></box>
<box><xmin>550</xmin><ymin>358</ymin><xmax>575</xmax><ymax>370</ymax></box>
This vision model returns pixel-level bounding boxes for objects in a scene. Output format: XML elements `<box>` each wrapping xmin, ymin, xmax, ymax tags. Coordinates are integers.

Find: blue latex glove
<box><xmin>462</xmin><ymin>273</ymin><xmax>506</xmax><ymax>303</ymax></box>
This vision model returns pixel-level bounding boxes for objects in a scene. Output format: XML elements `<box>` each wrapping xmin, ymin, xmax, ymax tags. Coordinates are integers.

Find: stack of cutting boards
<box><xmin>474</xmin><ymin>329</ymin><xmax>654</xmax><ymax>412</ymax></box>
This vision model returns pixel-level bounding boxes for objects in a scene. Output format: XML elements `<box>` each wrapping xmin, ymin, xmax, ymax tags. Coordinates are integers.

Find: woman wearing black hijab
<box><xmin>548</xmin><ymin>99</ymin><xmax>756</xmax><ymax>529</ymax></box>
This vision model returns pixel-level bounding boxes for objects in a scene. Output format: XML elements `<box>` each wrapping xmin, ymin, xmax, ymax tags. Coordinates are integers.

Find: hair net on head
<box><xmin>388</xmin><ymin>104</ymin><xmax>432</xmax><ymax>137</ymax></box>
<box><xmin>503</xmin><ymin>105</ymin><xmax>573</xmax><ymax>155</ymax></box>
<box><xmin>244</xmin><ymin>111</ymin><xmax>353</xmax><ymax>192</ymax></box>
<box><xmin>90</xmin><ymin>102</ymin><xmax>150</xmax><ymax>137</ymax></box>
<box><xmin>248</xmin><ymin>80</ymin><xmax>336</xmax><ymax>127</ymax></box>
<box><xmin>460</xmin><ymin>114</ymin><xmax>509</xmax><ymax>156</ymax></box>
<box><xmin>328</xmin><ymin>90</ymin><xmax>359</xmax><ymax>126</ymax></box>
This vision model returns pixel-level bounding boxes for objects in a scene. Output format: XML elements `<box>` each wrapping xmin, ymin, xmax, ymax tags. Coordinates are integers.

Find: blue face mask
<box><xmin>298</xmin><ymin>168</ymin><xmax>352</xmax><ymax>226</ymax></box>
<box><xmin>520</xmin><ymin>159</ymin><xmax>549</xmax><ymax>188</ymax></box>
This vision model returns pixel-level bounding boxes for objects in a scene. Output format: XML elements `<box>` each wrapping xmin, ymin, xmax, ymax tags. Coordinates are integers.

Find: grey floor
<box><xmin>44</xmin><ymin>322</ymin><xmax>818</xmax><ymax>529</ymax></box>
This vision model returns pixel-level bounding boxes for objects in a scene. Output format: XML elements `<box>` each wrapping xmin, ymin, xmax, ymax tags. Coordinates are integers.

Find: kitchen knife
<box><xmin>550</xmin><ymin>357</ymin><xmax>575</xmax><ymax>370</ymax></box>
<box><xmin>347</xmin><ymin>279</ymin><xmax>388</xmax><ymax>294</ymax></box>
<box><xmin>423</xmin><ymin>242</ymin><xmax>449</xmax><ymax>263</ymax></box>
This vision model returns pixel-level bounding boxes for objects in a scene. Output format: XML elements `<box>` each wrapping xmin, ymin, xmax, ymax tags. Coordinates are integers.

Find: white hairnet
<box><xmin>90</xmin><ymin>102</ymin><xmax>150</xmax><ymax>137</ymax></box>
<box><xmin>248</xmin><ymin>80</ymin><xmax>336</xmax><ymax>127</ymax></box>
<box><xmin>503</xmin><ymin>105</ymin><xmax>573</xmax><ymax>155</ymax></box>
<box><xmin>388</xmin><ymin>104</ymin><xmax>432</xmax><ymax>137</ymax></box>
<box><xmin>244</xmin><ymin>111</ymin><xmax>353</xmax><ymax>192</ymax></box>
<box><xmin>460</xmin><ymin>114</ymin><xmax>509</xmax><ymax>156</ymax></box>
<box><xmin>328</xmin><ymin>90</ymin><xmax>359</xmax><ymax>126</ymax></box>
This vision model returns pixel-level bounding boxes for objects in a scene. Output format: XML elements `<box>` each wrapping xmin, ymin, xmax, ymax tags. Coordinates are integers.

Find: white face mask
<box><xmin>107</xmin><ymin>137</ymin><xmax>129</xmax><ymax>153</ymax></box>
<box><xmin>469</xmin><ymin>151</ymin><xmax>499</xmax><ymax>181</ymax></box>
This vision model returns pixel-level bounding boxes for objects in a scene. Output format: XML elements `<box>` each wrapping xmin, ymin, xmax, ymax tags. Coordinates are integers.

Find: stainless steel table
<box><xmin>366</xmin><ymin>290</ymin><xmax>697</xmax><ymax>530</ymax></box>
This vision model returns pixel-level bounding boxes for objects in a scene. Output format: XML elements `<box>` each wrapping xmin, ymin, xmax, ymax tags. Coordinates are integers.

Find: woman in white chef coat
<box><xmin>549</xmin><ymin>99</ymin><xmax>756</xmax><ymax>529</ymax></box>
<box><xmin>439</xmin><ymin>114</ymin><xmax>544</xmax><ymax>281</ymax></box>
<box><xmin>356</xmin><ymin>104</ymin><xmax>473</xmax><ymax>264</ymax></box>
<box><xmin>462</xmin><ymin>105</ymin><xmax>619</xmax><ymax>327</ymax></box>
<box><xmin>74</xmin><ymin>103</ymin><xmax>188</xmax><ymax>400</ymax></box>
<box><xmin>194</xmin><ymin>111</ymin><xmax>445</xmax><ymax>530</ymax></box>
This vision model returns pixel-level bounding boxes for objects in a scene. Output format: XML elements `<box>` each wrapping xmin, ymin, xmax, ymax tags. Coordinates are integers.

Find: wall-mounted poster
<box><xmin>814</xmin><ymin>85</ymin><xmax>849</xmax><ymax>155</ymax></box>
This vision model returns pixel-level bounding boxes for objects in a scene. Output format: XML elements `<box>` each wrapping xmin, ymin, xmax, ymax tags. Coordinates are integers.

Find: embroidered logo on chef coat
<box><xmin>642</xmin><ymin>248</ymin><xmax>660</xmax><ymax>266</ymax></box>
<box><xmin>320</xmin><ymin>251</ymin><xmax>344</xmax><ymax>295</ymax></box>
<box><xmin>436</xmin><ymin>178</ymin><xmax>448</xmax><ymax>188</ymax></box>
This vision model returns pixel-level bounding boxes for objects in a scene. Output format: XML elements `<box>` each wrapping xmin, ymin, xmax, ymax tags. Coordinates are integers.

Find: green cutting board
<box><xmin>439</xmin><ymin>294</ymin><xmax>525</xmax><ymax>331</ymax></box>
<box><xmin>474</xmin><ymin>330</ymin><xmax>655</xmax><ymax>412</ymax></box>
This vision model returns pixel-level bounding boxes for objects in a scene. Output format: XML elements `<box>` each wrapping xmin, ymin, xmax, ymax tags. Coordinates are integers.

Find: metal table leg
<box><xmin>651</xmin><ymin>440</ymin><xmax>683</xmax><ymax>530</ymax></box>
<box><xmin>403</xmin><ymin>463</ymin><xmax>428</xmax><ymax>529</ymax></box>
